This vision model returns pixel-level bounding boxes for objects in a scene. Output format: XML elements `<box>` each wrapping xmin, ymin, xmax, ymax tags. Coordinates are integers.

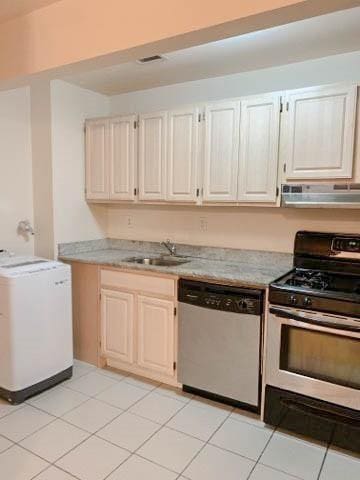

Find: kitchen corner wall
<box><xmin>31</xmin><ymin>80</ymin><xmax>55</xmax><ymax>259</ymax></box>
<box><xmin>50</xmin><ymin>80</ymin><xmax>109</xmax><ymax>253</ymax></box>
<box><xmin>107</xmin><ymin>51</ymin><xmax>360</xmax><ymax>253</ymax></box>
<box><xmin>0</xmin><ymin>86</ymin><xmax>34</xmax><ymax>255</ymax></box>
<box><xmin>1</xmin><ymin>80</ymin><xmax>110</xmax><ymax>258</ymax></box>
<box><xmin>31</xmin><ymin>80</ymin><xmax>110</xmax><ymax>258</ymax></box>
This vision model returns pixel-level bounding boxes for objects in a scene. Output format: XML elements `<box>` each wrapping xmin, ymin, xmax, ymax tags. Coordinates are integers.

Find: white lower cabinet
<box><xmin>101</xmin><ymin>289</ymin><xmax>135</xmax><ymax>365</ymax></box>
<box><xmin>100</xmin><ymin>270</ymin><xmax>177</xmax><ymax>385</ymax></box>
<box><xmin>137</xmin><ymin>295</ymin><xmax>175</xmax><ymax>377</ymax></box>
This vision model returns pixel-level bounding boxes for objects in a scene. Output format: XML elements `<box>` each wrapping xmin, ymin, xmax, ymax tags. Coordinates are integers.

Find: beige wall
<box><xmin>107</xmin><ymin>205</ymin><xmax>360</xmax><ymax>253</ymax></box>
<box><xmin>0</xmin><ymin>87</ymin><xmax>34</xmax><ymax>255</ymax></box>
<box><xmin>0</xmin><ymin>0</ymin><xmax>356</xmax><ymax>83</ymax></box>
<box><xmin>50</xmin><ymin>80</ymin><xmax>109</xmax><ymax>251</ymax></box>
<box><xmin>110</xmin><ymin>51</ymin><xmax>360</xmax><ymax>114</ymax></box>
<box><xmin>31</xmin><ymin>80</ymin><xmax>55</xmax><ymax>258</ymax></box>
<box><xmin>107</xmin><ymin>52</ymin><xmax>360</xmax><ymax>253</ymax></box>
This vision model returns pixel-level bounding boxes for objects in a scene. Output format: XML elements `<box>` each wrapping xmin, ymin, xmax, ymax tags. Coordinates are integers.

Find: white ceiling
<box><xmin>63</xmin><ymin>7</ymin><xmax>360</xmax><ymax>96</ymax></box>
<box><xmin>0</xmin><ymin>0</ymin><xmax>60</xmax><ymax>23</ymax></box>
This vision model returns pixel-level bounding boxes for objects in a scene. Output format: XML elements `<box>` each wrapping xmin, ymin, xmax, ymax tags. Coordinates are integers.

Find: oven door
<box><xmin>266</xmin><ymin>306</ymin><xmax>360</xmax><ymax>410</ymax></box>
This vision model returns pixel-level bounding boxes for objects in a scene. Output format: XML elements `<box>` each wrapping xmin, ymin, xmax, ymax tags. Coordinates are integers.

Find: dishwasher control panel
<box><xmin>179</xmin><ymin>279</ymin><xmax>263</xmax><ymax>315</ymax></box>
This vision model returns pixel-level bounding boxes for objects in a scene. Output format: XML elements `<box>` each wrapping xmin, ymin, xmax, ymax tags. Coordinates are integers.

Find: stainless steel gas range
<box><xmin>264</xmin><ymin>231</ymin><xmax>360</xmax><ymax>453</ymax></box>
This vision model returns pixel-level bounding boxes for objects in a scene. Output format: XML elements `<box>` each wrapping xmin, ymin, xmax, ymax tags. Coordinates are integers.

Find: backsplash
<box><xmin>106</xmin><ymin>205</ymin><xmax>360</xmax><ymax>254</ymax></box>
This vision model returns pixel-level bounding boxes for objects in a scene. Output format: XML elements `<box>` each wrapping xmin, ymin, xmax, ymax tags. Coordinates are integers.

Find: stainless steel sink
<box><xmin>124</xmin><ymin>256</ymin><xmax>189</xmax><ymax>267</ymax></box>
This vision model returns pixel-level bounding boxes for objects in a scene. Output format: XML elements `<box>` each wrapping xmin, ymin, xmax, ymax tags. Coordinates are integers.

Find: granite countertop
<box><xmin>58</xmin><ymin>239</ymin><xmax>293</xmax><ymax>289</ymax></box>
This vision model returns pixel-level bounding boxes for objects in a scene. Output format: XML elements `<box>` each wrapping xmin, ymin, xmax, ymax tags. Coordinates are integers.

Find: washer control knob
<box><xmin>289</xmin><ymin>295</ymin><xmax>298</xmax><ymax>305</ymax></box>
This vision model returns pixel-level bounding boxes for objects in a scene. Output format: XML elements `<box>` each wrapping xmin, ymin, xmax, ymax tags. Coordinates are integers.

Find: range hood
<box><xmin>281</xmin><ymin>184</ymin><xmax>360</xmax><ymax>208</ymax></box>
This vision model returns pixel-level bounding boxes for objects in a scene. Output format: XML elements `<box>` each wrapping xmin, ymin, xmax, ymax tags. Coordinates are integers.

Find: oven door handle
<box><xmin>280</xmin><ymin>398</ymin><xmax>360</xmax><ymax>427</ymax></box>
<box><xmin>270</xmin><ymin>307</ymin><xmax>360</xmax><ymax>332</ymax></box>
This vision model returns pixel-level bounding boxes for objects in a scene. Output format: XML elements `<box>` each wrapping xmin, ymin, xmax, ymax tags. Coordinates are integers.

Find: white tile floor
<box><xmin>0</xmin><ymin>359</ymin><xmax>358</xmax><ymax>480</ymax></box>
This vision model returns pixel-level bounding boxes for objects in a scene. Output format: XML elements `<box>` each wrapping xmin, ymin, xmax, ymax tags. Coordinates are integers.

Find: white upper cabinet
<box><xmin>238</xmin><ymin>94</ymin><xmax>281</xmax><ymax>202</ymax></box>
<box><xmin>85</xmin><ymin>82</ymin><xmax>359</xmax><ymax>206</ymax></box>
<box><xmin>284</xmin><ymin>84</ymin><xmax>357</xmax><ymax>179</ymax></box>
<box><xmin>167</xmin><ymin>107</ymin><xmax>199</xmax><ymax>202</ymax></box>
<box><xmin>139</xmin><ymin>111</ymin><xmax>167</xmax><ymax>201</ymax></box>
<box><xmin>85</xmin><ymin>118</ymin><xmax>109</xmax><ymax>200</ymax></box>
<box><xmin>203</xmin><ymin>101</ymin><xmax>241</xmax><ymax>202</ymax></box>
<box><xmin>109</xmin><ymin>115</ymin><xmax>137</xmax><ymax>201</ymax></box>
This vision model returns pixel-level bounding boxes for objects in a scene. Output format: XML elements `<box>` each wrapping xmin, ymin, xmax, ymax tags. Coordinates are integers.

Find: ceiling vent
<box><xmin>136</xmin><ymin>55</ymin><xmax>166</xmax><ymax>64</ymax></box>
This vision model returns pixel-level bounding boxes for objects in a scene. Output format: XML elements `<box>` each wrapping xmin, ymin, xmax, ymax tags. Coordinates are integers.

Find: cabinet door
<box><xmin>238</xmin><ymin>94</ymin><xmax>281</xmax><ymax>202</ymax></box>
<box><xmin>138</xmin><ymin>111</ymin><xmax>167</xmax><ymax>200</ymax></box>
<box><xmin>167</xmin><ymin>107</ymin><xmax>199</xmax><ymax>202</ymax></box>
<box><xmin>85</xmin><ymin>119</ymin><xmax>109</xmax><ymax>200</ymax></box>
<box><xmin>101</xmin><ymin>289</ymin><xmax>134</xmax><ymax>364</ymax></box>
<box><xmin>109</xmin><ymin>115</ymin><xmax>137</xmax><ymax>201</ymax></box>
<box><xmin>137</xmin><ymin>295</ymin><xmax>175</xmax><ymax>377</ymax></box>
<box><xmin>284</xmin><ymin>85</ymin><xmax>357</xmax><ymax>179</ymax></box>
<box><xmin>203</xmin><ymin>101</ymin><xmax>240</xmax><ymax>202</ymax></box>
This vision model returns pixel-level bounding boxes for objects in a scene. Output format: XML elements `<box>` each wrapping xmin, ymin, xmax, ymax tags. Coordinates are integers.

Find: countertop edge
<box><xmin>59</xmin><ymin>254</ymin><xmax>284</xmax><ymax>289</ymax></box>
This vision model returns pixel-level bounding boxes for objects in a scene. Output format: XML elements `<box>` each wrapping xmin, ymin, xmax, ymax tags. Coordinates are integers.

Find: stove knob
<box><xmin>289</xmin><ymin>295</ymin><xmax>298</xmax><ymax>305</ymax></box>
<box><xmin>303</xmin><ymin>297</ymin><xmax>312</xmax><ymax>307</ymax></box>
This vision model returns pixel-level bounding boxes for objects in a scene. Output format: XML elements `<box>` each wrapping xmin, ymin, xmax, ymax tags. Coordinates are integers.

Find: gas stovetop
<box><xmin>278</xmin><ymin>268</ymin><xmax>360</xmax><ymax>297</ymax></box>
<box><xmin>269</xmin><ymin>231</ymin><xmax>360</xmax><ymax>318</ymax></box>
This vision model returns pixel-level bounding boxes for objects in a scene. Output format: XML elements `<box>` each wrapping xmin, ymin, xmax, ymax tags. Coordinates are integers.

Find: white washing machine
<box><xmin>0</xmin><ymin>256</ymin><xmax>73</xmax><ymax>403</ymax></box>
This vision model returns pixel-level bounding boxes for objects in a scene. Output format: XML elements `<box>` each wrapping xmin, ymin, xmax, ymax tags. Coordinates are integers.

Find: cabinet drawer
<box><xmin>101</xmin><ymin>269</ymin><xmax>176</xmax><ymax>297</ymax></box>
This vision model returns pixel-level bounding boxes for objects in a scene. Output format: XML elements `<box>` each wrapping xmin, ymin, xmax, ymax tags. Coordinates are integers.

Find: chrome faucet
<box><xmin>161</xmin><ymin>239</ymin><xmax>177</xmax><ymax>256</ymax></box>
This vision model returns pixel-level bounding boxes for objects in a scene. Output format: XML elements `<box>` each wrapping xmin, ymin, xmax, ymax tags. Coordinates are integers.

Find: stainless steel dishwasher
<box><xmin>178</xmin><ymin>279</ymin><xmax>263</xmax><ymax>412</ymax></box>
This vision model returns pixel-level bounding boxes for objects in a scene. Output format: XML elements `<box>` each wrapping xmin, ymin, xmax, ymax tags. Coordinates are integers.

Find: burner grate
<box><xmin>285</xmin><ymin>271</ymin><xmax>330</xmax><ymax>291</ymax></box>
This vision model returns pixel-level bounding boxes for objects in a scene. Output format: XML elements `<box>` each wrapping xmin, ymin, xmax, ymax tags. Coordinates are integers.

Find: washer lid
<box><xmin>0</xmin><ymin>256</ymin><xmax>65</xmax><ymax>277</ymax></box>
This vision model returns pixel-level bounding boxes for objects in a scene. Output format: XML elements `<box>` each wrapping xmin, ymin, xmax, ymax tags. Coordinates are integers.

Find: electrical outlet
<box><xmin>126</xmin><ymin>216</ymin><xmax>133</xmax><ymax>228</ymax></box>
<box><xmin>200</xmin><ymin>217</ymin><xmax>208</xmax><ymax>232</ymax></box>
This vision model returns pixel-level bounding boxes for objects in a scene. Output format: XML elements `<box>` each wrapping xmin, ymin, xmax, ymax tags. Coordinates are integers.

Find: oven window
<box><xmin>280</xmin><ymin>326</ymin><xmax>360</xmax><ymax>390</ymax></box>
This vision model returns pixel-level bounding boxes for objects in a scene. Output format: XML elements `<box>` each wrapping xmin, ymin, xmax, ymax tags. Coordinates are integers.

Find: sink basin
<box><xmin>124</xmin><ymin>256</ymin><xmax>189</xmax><ymax>267</ymax></box>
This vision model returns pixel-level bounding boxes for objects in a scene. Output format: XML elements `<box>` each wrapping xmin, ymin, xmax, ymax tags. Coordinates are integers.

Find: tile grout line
<box><xmin>7</xmin><ymin>380</ymin><xmax>280</xmax><ymax>480</ymax></box>
<box><xmin>24</xmin><ymin>369</ymin><xmax>145</xmax><ymax>428</ymax></box>
<box><xmin>30</xmin><ymin>463</ymin><xmax>79</xmax><ymax>480</ymax></box>
<box><xmin>19</xmin><ymin>379</ymin><xmax>157</xmax><ymax>480</ymax></box>
<box><xmin>5</xmin><ymin>367</ymin><xmax>231</xmax><ymax>478</ymax></box>
<box><xmin>1</xmin><ymin>368</ymin><xmax>188</xmax><ymax>448</ymax></box>
<box><xmin>316</xmin><ymin>446</ymin><xmax>329</xmax><ymax>480</ymax></box>
<box><xmin>245</xmin><ymin>422</ymin><xmax>278</xmax><ymax>480</ymax></box>
<box><xmin>176</xmin><ymin>408</ymin><xmax>290</xmax><ymax>480</ymax></box>
<box><xmin>37</xmin><ymin>370</ymin><xmax>193</xmax><ymax>479</ymax></box>
<box><xmin>255</xmin><ymin>425</ymin><xmax>329</xmax><ymax>480</ymax></box>
<box><xmin>0</xmin><ymin>412</ymin><xmax>60</xmax><ymax>445</ymax></box>
<box><xmin>316</xmin><ymin>428</ymin><xmax>334</xmax><ymax>480</ymax></box>
<box><xmin>0</xmin><ymin>368</ymin><xmax>166</xmax><ymax>480</ymax></box>
<box><xmin>2</xmin><ymin>366</ymin><xmax>345</xmax><ymax>480</ymax></box>
<box><xmin>45</xmin><ymin>374</ymin><xmax>161</xmax><ymax>476</ymax></box>
<box><xmin>101</xmin><ymin>385</ymin><xmax>197</xmax><ymax>479</ymax></box>
<box><xmin>0</xmin><ymin>433</ymin><xmax>17</xmax><ymax>456</ymax></box>
<box><xmin>174</xmin><ymin>404</ymin><xmax>235</xmax><ymax>479</ymax></box>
